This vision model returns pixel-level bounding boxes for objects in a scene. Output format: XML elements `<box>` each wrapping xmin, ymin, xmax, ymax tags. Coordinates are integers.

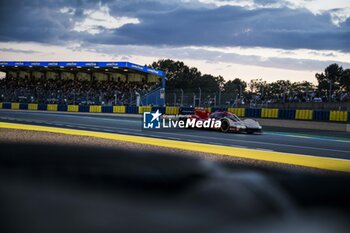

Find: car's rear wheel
<box><xmin>220</xmin><ymin>119</ymin><xmax>230</xmax><ymax>133</ymax></box>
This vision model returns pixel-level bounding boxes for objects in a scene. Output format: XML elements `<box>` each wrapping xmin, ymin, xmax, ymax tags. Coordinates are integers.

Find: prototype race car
<box><xmin>182</xmin><ymin>109</ymin><xmax>262</xmax><ymax>134</ymax></box>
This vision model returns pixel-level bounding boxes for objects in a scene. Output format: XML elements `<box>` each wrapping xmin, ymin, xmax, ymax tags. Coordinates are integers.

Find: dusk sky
<box><xmin>0</xmin><ymin>0</ymin><xmax>349</xmax><ymax>83</ymax></box>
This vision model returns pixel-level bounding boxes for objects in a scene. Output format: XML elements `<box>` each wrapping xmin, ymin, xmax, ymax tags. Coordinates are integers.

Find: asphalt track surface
<box><xmin>1</xmin><ymin>109</ymin><xmax>349</xmax><ymax>161</ymax></box>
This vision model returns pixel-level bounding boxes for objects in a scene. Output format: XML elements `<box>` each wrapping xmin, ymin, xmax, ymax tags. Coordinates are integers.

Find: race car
<box><xmin>182</xmin><ymin>109</ymin><xmax>262</xmax><ymax>134</ymax></box>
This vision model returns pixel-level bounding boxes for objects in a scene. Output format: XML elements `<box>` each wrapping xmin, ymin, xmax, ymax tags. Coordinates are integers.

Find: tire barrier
<box><xmin>261</xmin><ymin>108</ymin><xmax>279</xmax><ymax>118</ymax></box>
<box><xmin>152</xmin><ymin>106</ymin><xmax>166</xmax><ymax>114</ymax></box>
<box><xmin>58</xmin><ymin>104</ymin><xmax>68</xmax><ymax>112</ymax></box>
<box><xmin>67</xmin><ymin>105</ymin><xmax>79</xmax><ymax>112</ymax></box>
<box><xmin>313</xmin><ymin>110</ymin><xmax>329</xmax><ymax>121</ymax></box>
<box><xmin>295</xmin><ymin>110</ymin><xmax>313</xmax><ymax>120</ymax></box>
<box><xmin>89</xmin><ymin>105</ymin><xmax>102</xmax><ymax>113</ymax></box>
<box><xmin>165</xmin><ymin>106</ymin><xmax>180</xmax><ymax>115</ymax></box>
<box><xmin>113</xmin><ymin>106</ymin><xmax>126</xmax><ymax>113</ymax></box>
<box><xmin>227</xmin><ymin>108</ymin><xmax>245</xmax><ymax>117</ymax></box>
<box><xmin>1</xmin><ymin>102</ymin><xmax>350</xmax><ymax>123</ymax></box>
<box><xmin>138</xmin><ymin>106</ymin><xmax>152</xmax><ymax>114</ymax></box>
<box><xmin>47</xmin><ymin>104</ymin><xmax>58</xmax><ymax>111</ymax></box>
<box><xmin>211</xmin><ymin>107</ymin><xmax>228</xmax><ymax>112</ymax></box>
<box><xmin>28</xmin><ymin>103</ymin><xmax>38</xmax><ymax>111</ymax></box>
<box><xmin>20</xmin><ymin>103</ymin><xmax>27</xmax><ymax>110</ymax></box>
<box><xmin>179</xmin><ymin>107</ymin><xmax>194</xmax><ymax>115</ymax></box>
<box><xmin>79</xmin><ymin>105</ymin><xmax>89</xmax><ymax>112</ymax></box>
<box><xmin>126</xmin><ymin>106</ymin><xmax>138</xmax><ymax>114</ymax></box>
<box><xmin>278</xmin><ymin>109</ymin><xmax>295</xmax><ymax>119</ymax></box>
<box><xmin>246</xmin><ymin>108</ymin><xmax>261</xmax><ymax>118</ymax></box>
<box><xmin>102</xmin><ymin>106</ymin><xmax>113</xmax><ymax>113</ymax></box>
<box><xmin>11</xmin><ymin>103</ymin><xmax>20</xmax><ymax>110</ymax></box>
<box><xmin>329</xmin><ymin>111</ymin><xmax>348</xmax><ymax>122</ymax></box>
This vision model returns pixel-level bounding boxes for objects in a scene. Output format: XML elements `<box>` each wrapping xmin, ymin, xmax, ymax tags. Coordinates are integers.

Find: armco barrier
<box><xmin>67</xmin><ymin>105</ymin><xmax>79</xmax><ymax>112</ymax></box>
<box><xmin>89</xmin><ymin>105</ymin><xmax>102</xmax><ymax>113</ymax></box>
<box><xmin>28</xmin><ymin>103</ymin><xmax>38</xmax><ymax>110</ymax></box>
<box><xmin>165</xmin><ymin>106</ymin><xmax>179</xmax><ymax>115</ymax></box>
<box><xmin>138</xmin><ymin>106</ymin><xmax>152</xmax><ymax>114</ymax></box>
<box><xmin>152</xmin><ymin>106</ymin><xmax>166</xmax><ymax>114</ymax></box>
<box><xmin>295</xmin><ymin>110</ymin><xmax>313</xmax><ymax>120</ymax></box>
<box><xmin>228</xmin><ymin>108</ymin><xmax>245</xmax><ymax>117</ymax></box>
<box><xmin>11</xmin><ymin>103</ymin><xmax>20</xmax><ymax>110</ymax></box>
<box><xmin>330</xmin><ymin>111</ymin><xmax>348</xmax><ymax>122</ymax></box>
<box><xmin>278</xmin><ymin>109</ymin><xmax>295</xmax><ymax>119</ymax></box>
<box><xmin>102</xmin><ymin>106</ymin><xmax>113</xmax><ymax>113</ymax></box>
<box><xmin>113</xmin><ymin>106</ymin><xmax>126</xmax><ymax>113</ymax></box>
<box><xmin>246</xmin><ymin>108</ymin><xmax>261</xmax><ymax>118</ymax></box>
<box><xmin>313</xmin><ymin>110</ymin><xmax>329</xmax><ymax>121</ymax></box>
<box><xmin>126</xmin><ymin>106</ymin><xmax>138</xmax><ymax>114</ymax></box>
<box><xmin>47</xmin><ymin>104</ymin><xmax>58</xmax><ymax>111</ymax></box>
<box><xmin>261</xmin><ymin>108</ymin><xmax>278</xmax><ymax>118</ymax></box>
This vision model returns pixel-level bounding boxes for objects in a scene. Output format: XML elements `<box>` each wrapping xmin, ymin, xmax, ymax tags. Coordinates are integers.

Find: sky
<box><xmin>0</xmin><ymin>0</ymin><xmax>349</xmax><ymax>83</ymax></box>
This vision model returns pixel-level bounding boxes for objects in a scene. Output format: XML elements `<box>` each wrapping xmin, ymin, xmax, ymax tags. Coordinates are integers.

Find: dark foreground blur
<box><xmin>0</xmin><ymin>143</ymin><xmax>349</xmax><ymax>233</ymax></box>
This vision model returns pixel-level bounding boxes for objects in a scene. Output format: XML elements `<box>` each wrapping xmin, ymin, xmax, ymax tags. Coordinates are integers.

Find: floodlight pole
<box><xmin>198</xmin><ymin>87</ymin><xmax>202</xmax><ymax>107</ymax></box>
<box><xmin>180</xmin><ymin>89</ymin><xmax>184</xmax><ymax>107</ymax></box>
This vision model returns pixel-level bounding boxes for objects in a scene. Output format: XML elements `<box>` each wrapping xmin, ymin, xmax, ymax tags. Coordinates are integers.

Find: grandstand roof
<box><xmin>0</xmin><ymin>61</ymin><xmax>165</xmax><ymax>77</ymax></box>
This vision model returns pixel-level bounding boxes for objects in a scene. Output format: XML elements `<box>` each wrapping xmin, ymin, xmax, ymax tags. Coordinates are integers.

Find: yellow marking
<box><xmin>0</xmin><ymin>122</ymin><xmax>350</xmax><ymax>173</ymax></box>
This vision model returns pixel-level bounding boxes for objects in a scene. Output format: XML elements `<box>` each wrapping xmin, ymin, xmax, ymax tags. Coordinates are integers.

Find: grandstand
<box><xmin>0</xmin><ymin>61</ymin><xmax>166</xmax><ymax>106</ymax></box>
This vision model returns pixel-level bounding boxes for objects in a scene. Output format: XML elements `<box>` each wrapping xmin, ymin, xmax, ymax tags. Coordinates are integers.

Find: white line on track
<box><xmin>2</xmin><ymin>115</ymin><xmax>349</xmax><ymax>155</ymax></box>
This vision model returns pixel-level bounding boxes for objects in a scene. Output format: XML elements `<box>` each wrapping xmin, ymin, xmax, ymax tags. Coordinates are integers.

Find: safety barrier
<box><xmin>152</xmin><ymin>106</ymin><xmax>166</xmax><ymax>114</ymax></box>
<box><xmin>313</xmin><ymin>110</ymin><xmax>329</xmax><ymax>121</ymax></box>
<box><xmin>47</xmin><ymin>104</ymin><xmax>58</xmax><ymax>111</ymax></box>
<box><xmin>227</xmin><ymin>108</ymin><xmax>245</xmax><ymax>117</ymax></box>
<box><xmin>329</xmin><ymin>111</ymin><xmax>348</xmax><ymax>122</ymax></box>
<box><xmin>261</xmin><ymin>108</ymin><xmax>279</xmax><ymax>118</ymax></box>
<box><xmin>295</xmin><ymin>110</ymin><xmax>313</xmax><ymax>120</ymax></box>
<box><xmin>102</xmin><ymin>106</ymin><xmax>113</xmax><ymax>113</ymax></box>
<box><xmin>67</xmin><ymin>105</ymin><xmax>79</xmax><ymax>112</ymax></box>
<box><xmin>138</xmin><ymin>106</ymin><xmax>152</xmax><ymax>114</ymax></box>
<box><xmin>89</xmin><ymin>105</ymin><xmax>102</xmax><ymax>113</ymax></box>
<box><xmin>1</xmin><ymin>102</ymin><xmax>349</xmax><ymax>123</ymax></box>
<box><xmin>11</xmin><ymin>103</ymin><xmax>20</xmax><ymax>110</ymax></box>
<box><xmin>126</xmin><ymin>106</ymin><xmax>138</xmax><ymax>114</ymax></box>
<box><xmin>278</xmin><ymin>109</ymin><xmax>295</xmax><ymax>119</ymax></box>
<box><xmin>113</xmin><ymin>106</ymin><xmax>126</xmax><ymax>113</ymax></box>
<box><xmin>28</xmin><ymin>103</ymin><xmax>38</xmax><ymax>110</ymax></box>
<box><xmin>246</xmin><ymin>108</ymin><xmax>261</xmax><ymax>118</ymax></box>
<box><xmin>165</xmin><ymin>106</ymin><xmax>180</xmax><ymax>115</ymax></box>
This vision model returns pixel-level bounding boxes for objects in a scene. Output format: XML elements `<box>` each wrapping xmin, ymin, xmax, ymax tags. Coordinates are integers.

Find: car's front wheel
<box><xmin>220</xmin><ymin>119</ymin><xmax>230</xmax><ymax>133</ymax></box>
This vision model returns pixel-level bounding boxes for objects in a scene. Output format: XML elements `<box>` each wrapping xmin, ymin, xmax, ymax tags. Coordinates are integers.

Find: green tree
<box><xmin>340</xmin><ymin>69</ymin><xmax>350</xmax><ymax>91</ymax></box>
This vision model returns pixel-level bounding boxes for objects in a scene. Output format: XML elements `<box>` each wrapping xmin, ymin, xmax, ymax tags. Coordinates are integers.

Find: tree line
<box><xmin>150</xmin><ymin>59</ymin><xmax>350</xmax><ymax>102</ymax></box>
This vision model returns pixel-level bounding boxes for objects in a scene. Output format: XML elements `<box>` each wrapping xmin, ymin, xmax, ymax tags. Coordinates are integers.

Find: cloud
<box><xmin>0</xmin><ymin>0</ymin><xmax>348</xmax><ymax>52</ymax></box>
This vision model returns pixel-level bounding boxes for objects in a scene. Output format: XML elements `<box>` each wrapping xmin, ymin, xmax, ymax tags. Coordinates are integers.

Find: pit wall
<box><xmin>0</xmin><ymin>103</ymin><xmax>349</xmax><ymax>123</ymax></box>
